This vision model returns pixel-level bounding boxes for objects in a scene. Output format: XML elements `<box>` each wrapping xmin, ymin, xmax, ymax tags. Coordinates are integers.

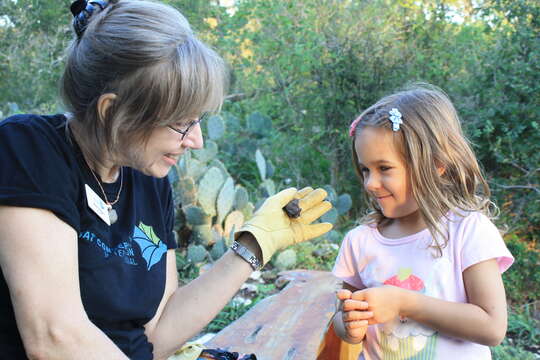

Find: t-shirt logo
<box><xmin>132</xmin><ymin>222</ymin><xmax>167</xmax><ymax>271</ymax></box>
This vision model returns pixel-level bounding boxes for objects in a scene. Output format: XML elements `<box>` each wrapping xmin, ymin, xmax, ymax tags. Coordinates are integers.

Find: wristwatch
<box><xmin>231</xmin><ymin>240</ymin><xmax>262</xmax><ymax>271</ymax></box>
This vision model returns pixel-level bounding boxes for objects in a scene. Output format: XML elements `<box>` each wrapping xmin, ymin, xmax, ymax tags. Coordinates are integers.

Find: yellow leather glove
<box><xmin>170</xmin><ymin>342</ymin><xmax>205</xmax><ymax>360</ymax></box>
<box><xmin>236</xmin><ymin>187</ymin><xmax>333</xmax><ymax>265</ymax></box>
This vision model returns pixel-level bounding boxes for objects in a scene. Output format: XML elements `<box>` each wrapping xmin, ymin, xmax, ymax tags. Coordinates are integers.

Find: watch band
<box><xmin>231</xmin><ymin>241</ymin><xmax>262</xmax><ymax>271</ymax></box>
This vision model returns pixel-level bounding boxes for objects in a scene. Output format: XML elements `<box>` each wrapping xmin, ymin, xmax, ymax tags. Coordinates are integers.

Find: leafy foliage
<box><xmin>503</xmin><ymin>235</ymin><xmax>540</xmax><ymax>305</ymax></box>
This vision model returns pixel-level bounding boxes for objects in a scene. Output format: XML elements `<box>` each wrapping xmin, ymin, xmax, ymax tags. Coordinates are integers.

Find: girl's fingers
<box><xmin>336</xmin><ymin>289</ymin><xmax>352</xmax><ymax>300</ymax></box>
<box><xmin>343</xmin><ymin>310</ymin><xmax>373</xmax><ymax>322</ymax></box>
<box><xmin>346</xmin><ymin>320</ymin><xmax>369</xmax><ymax>330</ymax></box>
<box><xmin>343</xmin><ymin>299</ymin><xmax>369</xmax><ymax>311</ymax></box>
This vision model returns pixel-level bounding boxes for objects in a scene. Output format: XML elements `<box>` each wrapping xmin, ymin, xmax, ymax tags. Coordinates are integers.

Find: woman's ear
<box><xmin>97</xmin><ymin>93</ymin><xmax>117</xmax><ymax>122</ymax></box>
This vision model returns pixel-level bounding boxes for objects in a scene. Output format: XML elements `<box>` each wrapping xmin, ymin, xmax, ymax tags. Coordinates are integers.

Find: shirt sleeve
<box><xmin>0</xmin><ymin>116</ymin><xmax>81</xmax><ymax>231</ymax></box>
<box><xmin>459</xmin><ymin>212</ymin><xmax>514</xmax><ymax>273</ymax></box>
<box><xmin>332</xmin><ymin>227</ymin><xmax>366</xmax><ymax>289</ymax></box>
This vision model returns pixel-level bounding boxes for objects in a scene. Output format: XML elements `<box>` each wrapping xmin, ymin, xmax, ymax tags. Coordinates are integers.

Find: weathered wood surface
<box><xmin>206</xmin><ymin>270</ymin><xmax>342</xmax><ymax>360</ymax></box>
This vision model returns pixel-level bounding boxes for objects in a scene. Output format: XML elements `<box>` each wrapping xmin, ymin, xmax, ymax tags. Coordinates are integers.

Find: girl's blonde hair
<box><xmin>351</xmin><ymin>84</ymin><xmax>496</xmax><ymax>255</ymax></box>
<box><xmin>61</xmin><ymin>0</ymin><xmax>227</xmax><ymax>166</ymax></box>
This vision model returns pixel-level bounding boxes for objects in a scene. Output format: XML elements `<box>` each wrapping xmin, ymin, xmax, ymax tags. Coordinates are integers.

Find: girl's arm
<box><xmin>146</xmin><ymin>233</ymin><xmax>260</xmax><ymax>360</ymax></box>
<box><xmin>355</xmin><ymin>258</ymin><xmax>508</xmax><ymax>346</ymax></box>
<box><xmin>404</xmin><ymin>258</ymin><xmax>508</xmax><ymax>346</ymax></box>
<box><xmin>333</xmin><ymin>282</ymin><xmax>370</xmax><ymax>344</ymax></box>
<box><xmin>0</xmin><ymin>206</ymin><xmax>129</xmax><ymax>359</ymax></box>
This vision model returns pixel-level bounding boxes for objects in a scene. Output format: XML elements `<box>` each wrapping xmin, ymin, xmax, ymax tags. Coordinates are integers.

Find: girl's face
<box><xmin>355</xmin><ymin>126</ymin><xmax>419</xmax><ymax>223</ymax></box>
<box><xmin>125</xmin><ymin>119</ymin><xmax>204</xmax><ymax>178</ymax></box>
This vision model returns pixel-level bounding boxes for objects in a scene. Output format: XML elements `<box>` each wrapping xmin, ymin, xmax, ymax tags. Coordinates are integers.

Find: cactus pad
<box><xmin>217</xmin><ymin>177</ymin><xmax>235</xmax><ymax>225</ymax></box>
<box><xmin>187</xmin><ymin>244</ymin><xmax>208</xmax><ymax>263</ymax></box>
<box><xmin>255</xmin><ymin>149</ymin><xmax>266</xmax><ymax>180</ymax></box>
<box><xmin>224</xmin><ymin>210</ymin><xmax>245</xmax><ymax>239</ymax></box>
<box><xmin>198</xmin><ymin>167</ymin><xmax>225</xmax><ymax>217</ymax></box>
<box><xmin>207</xmin><ymin>114</ymin><xmax>226</xmax><ymax>140</ymax></box>
<box><xmin>183</xmin><ymin>204</ymin><xmax>211</xmax><ymax>225</ymax></box>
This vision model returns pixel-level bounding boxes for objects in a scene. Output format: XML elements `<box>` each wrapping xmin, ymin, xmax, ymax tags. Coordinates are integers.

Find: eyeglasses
<box><xmin>167</xmin><ymin>113</ymin><xmax>209</xmax><ymax>140</ymax></box>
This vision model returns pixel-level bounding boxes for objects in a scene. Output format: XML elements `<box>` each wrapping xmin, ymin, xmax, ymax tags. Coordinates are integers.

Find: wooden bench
<box><xmin>206</xmin><ymin>270</ymin><xmax>362</xmax><ymax>360</ymax></box>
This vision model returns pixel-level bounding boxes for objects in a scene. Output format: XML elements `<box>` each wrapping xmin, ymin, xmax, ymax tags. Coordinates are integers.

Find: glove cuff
<box><xmin>235</xmin><ymin>225</ymin><xmax>277</xmax><ymax>265</ymax></box>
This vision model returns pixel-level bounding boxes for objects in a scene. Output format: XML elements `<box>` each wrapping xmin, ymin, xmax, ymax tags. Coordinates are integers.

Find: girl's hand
<box><xmin>337</xmin><ymin>289</ymin><xmax>372</xmax><ymax>339</ymax></box>
<box><xmin>351</xmin><ymin>285</ymin><xmax>405</xmax><ymax>325</ymax></box>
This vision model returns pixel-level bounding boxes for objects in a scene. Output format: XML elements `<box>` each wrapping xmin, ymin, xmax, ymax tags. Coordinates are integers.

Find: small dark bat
<box><xmin>283</xmin><ymin>199</ymin><xmax>301</xmax><ymax>218</ymax></box>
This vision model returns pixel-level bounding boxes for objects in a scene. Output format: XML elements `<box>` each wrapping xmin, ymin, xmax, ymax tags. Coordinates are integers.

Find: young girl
<box><xmin>332</xmin><ymin>84</ymin><xmax>514</xmax><ymax>359</ymax></box>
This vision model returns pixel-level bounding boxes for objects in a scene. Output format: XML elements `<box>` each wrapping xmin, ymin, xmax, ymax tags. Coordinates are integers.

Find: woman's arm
<box><xmin>146</xmin><ymin>234</ymin><xmax>259</xmax><ymax>360</ymax></box>
<box><xmin>0</xmin><ymin>206</ymin><xmax>129</xmax><ymax>360</ymax></box>
<box><xmin>354</xmin><ymin>259</ymin><xmax>508</xmax><ymax>346</ymax></box>
<box><xmin>147</xmin><ymin>187</ymin><xmax>332</xmax><ymax>359</ymax></box>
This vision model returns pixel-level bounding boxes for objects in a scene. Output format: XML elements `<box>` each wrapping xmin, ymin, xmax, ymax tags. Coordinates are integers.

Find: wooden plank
<box><xmin>206</xmin><ymin>270</ymin><xmax>342</xmax><ymax>360</ymax></box>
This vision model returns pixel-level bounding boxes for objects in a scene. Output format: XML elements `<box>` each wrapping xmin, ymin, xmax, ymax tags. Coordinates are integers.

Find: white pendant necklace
<box><xmin>89</xmin><ymin>167</ymin><xmax>123</xmax><ymax>225</ymax></box>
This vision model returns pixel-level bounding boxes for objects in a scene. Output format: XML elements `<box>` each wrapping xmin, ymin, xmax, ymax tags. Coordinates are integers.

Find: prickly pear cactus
<box><xmin>224</xmin><ymin>211</ymin><xmax>244</xmax><ymax>242</ymax></box>
<box><xmin>247</xmin><ymin>111</ymin><xmax>272</xmax><ymax>138</ymax></box>
<box><xmin>176</xmin><ymin>177</ymin><xmax>197</xmax><ymax>206</ymax></box>
<box><xmin>217</xmin><ymin>177</ymin><xmax>235</xmax><ymax>225</ymax></box>
<box><xmin>192</xmin><ymin>140</ymin><xmax>218</xmax><ymax>163</ymax></box>
<box><xmin>255</xmin><ymin>149</ymin><xmax>266</xmax><ymax>180</ymax></box>
<box><xmin>234</xmin><ymin>185</ymin><xmax>249</xmax><ymax>210</ymax></box>
<box><xmin>191</xmin><ymin>224</ymin><xmax>213</xmax><ymax>246</ymax></box>
<box><xmin>209</xmin><ymin>239</ymin><xmax>228</xmax><ymax>261</ymax></box>
<box><xmin>187</xmin><ymin>244</ymin><xmax>208</xmax><ymax>263</ymax></box>
<box><xmin>259</xmin><ymin>178</ymin><xmax>275</xmax><ymax>198</ymax></box>
<box><xmin>198</xmin><ymin>167</ymin><xmax>225</xmax><ymax>217</ymax></box>
<box><xmin>183</xmin><ymin>204</ymin><xmax>211</xmax><ymax>225</ymax></box>
<box><xmin>207</xmin><ymin>114</ymin><xmax>226</xmax><ymax>140</ymax></box>
<box><xmin>336</xmin><ymin>193</ymin><xmax>352</xmax><ymax>215</ymax></box>
<box><xmin>170</xmin><ymin>140</ymin><xmax>257</xmax><ymax>260</ymax></box>
<box><xmin>319</xmin><ymin>185</ymin><xmax>353</xmax><ymax>224</ymax></box>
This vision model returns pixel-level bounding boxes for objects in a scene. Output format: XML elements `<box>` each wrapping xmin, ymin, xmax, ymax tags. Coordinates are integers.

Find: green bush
<box><xmin>502</xmin><ymin>235</ymin><xmax>540</xmax><ymax>305</ymax></box>
<box><xmin>493</xmin><ymin>301</ymin><xmax>540</xmax><ymax>359</ymax></box>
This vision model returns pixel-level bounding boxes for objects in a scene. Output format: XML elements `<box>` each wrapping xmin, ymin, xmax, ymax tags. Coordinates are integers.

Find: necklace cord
<box><xmin>89</xmin><ymin>167</ymin><xmax>123</xmax><ymax>207</ymax></box>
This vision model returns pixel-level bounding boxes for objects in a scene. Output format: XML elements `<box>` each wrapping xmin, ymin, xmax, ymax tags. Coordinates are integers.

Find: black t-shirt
<box><xmin>0</xmin><ymin>114</ymin><xmax>177</xmax><ymax>359</ymax></box>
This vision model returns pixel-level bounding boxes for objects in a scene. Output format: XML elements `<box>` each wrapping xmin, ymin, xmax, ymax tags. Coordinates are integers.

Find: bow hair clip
<box><xmin>389</xmin><ymin>108</ymin><xmax>403</xmax><ymax>131</ymax></box>
<box><xmin>70</xmin><ymin>0</ymin><xmax>108</xmax><ymax>38</ymax></box>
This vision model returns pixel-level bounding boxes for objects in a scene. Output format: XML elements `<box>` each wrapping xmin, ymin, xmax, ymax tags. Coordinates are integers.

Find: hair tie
<box><xmin>70</xmin><ymin>0</ymin><xmax>108</xmax><ymax>39</ymax></box>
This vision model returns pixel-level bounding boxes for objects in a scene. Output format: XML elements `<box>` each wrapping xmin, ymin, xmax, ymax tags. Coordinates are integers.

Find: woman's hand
<box><xmin>336</xmin><ymin>289</ymin><xmax>371</xmax><ymax>340</ymax></box>
<box><xmin>350</xmin><ymin>286</ymin><xmax>405</xmax><ymax>325</ymax></box>
<box><xmin>236</xmin><ymin>187</ymin><xmax>333</xmax><ymax>264</ymax></box>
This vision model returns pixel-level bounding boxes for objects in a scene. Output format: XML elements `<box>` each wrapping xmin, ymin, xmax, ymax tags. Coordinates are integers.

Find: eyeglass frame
<box><xmin>167</xmin><ymin>113</ymin><xmax>209</xmax><ymax>140</ymax></box>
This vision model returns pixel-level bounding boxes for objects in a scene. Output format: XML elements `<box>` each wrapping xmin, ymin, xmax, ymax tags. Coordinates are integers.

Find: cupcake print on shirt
<box><xmin>379</xmin><ymin>268</ymin><xmax>438</xmax><ymax>359</ymax></box>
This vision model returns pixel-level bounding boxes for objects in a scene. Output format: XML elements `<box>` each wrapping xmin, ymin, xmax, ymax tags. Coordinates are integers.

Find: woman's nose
<box><xmin>181</xmin><ymin>123</ymin><xmax>204</xmax><ymax>149</ymax></box>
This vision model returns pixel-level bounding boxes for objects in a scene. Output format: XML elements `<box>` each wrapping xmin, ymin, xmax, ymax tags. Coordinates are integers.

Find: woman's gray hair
<box><xmin>61</xmin><ymin>0</ymin><xmax>227</xmax><ymax>166</ymax></box>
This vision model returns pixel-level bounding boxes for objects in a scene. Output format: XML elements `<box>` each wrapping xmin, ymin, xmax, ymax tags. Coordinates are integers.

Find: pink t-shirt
<box><xmin>333</xmin><ymin>211</ymin><xmax>514</xmax><ymax>360</ymax></box>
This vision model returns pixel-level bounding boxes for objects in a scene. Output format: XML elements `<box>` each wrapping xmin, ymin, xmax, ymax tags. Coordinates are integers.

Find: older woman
<box><xmin>0</xmin><ymin>1</ymin><xmax>332</xmax><ymax>359</ymax></box>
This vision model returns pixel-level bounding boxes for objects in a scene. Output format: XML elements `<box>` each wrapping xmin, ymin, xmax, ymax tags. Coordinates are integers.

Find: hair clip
<box><xmin>389</xmin><ymin>108</ymin><xmax>402</xmax><ymax>131</ymax></box>
<box><xmin>349</xmin><ymin>116</ymin><xmax>361</xmax><ymax>137</ymax></box>
<box><xmin>70</xmin><ymin>0</ymin><xmax>108</xmax><ymax>38</ymax></box>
